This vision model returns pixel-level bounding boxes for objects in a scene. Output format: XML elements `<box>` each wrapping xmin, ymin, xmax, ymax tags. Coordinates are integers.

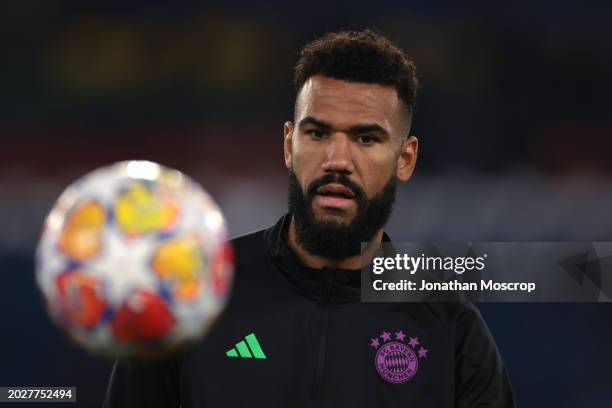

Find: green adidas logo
<box><xmin>226</xmin><ymin>333</ymin><xmax>267</xmax><ymax>359</ymax></box>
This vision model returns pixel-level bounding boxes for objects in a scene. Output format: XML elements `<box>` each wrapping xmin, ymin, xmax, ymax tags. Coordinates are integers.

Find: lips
<box><xmin>314</xmin><ymin>183</ymin><xmax>356</xmax><ymax>210</ymax></box>
<box><xmin>316</xmin><ymin>183</ymin><xmax>356</xmax><ymax>199</ymax></box>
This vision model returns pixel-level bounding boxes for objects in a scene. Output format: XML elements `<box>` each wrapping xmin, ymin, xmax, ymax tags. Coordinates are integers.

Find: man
<box><xmin>104</xmin><ymin>29</ymin><xmax>515</xmax><ymax>407</ymax></box>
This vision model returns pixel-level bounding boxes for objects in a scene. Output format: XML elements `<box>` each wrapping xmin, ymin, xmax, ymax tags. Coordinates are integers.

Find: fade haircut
<box><xmin>294</xmin><ymin>29</ymin><xmax>419</xmax><ymax>126</ymax></box>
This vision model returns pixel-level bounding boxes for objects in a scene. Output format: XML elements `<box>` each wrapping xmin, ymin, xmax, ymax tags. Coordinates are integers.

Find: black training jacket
<box><xmin>104</xmin><ymin>214</ymin><xmax>516</xmax><ymax>407</ymax></box>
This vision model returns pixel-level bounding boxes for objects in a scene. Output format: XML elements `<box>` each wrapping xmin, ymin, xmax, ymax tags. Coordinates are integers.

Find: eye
<box><xmin>307</xmin><ymin>129</ymin><xmax>327</xmax><ymax>140</ymax></box>
<box><xmin>356</xmin><ymin>134</ymin><xmax>378</xmax><ymax>145</ymax></box>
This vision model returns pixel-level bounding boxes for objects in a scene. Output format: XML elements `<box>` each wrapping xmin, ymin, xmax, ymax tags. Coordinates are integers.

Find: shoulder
<box><xmin>228</xmin><ymin>229</ymin><xmax>268</xmax><ymax>268</ymax></box>
<box><xmin>230</xmin><ymin>229</ymin><xmax>266</xmax><ymax>249</ymax></box>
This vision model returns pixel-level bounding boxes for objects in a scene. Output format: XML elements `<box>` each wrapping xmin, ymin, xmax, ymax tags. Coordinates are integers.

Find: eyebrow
<box><xmin>298</xmin><ymin>116</ymin><xmax>390</xmax><ymax>138</ymax></box>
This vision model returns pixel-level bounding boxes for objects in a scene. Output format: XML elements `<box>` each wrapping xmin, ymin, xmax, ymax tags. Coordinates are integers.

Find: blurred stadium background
<box><xmin>1</xmin><ymin>0</ymin><xmax>611</xmax><ymax>406</ymax></box>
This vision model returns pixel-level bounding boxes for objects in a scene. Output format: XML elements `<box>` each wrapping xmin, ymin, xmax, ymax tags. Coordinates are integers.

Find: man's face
<box><xmin>284</xmin><ymin>76</ymin><xmax>418</xmax><ymax>258</ymax></box>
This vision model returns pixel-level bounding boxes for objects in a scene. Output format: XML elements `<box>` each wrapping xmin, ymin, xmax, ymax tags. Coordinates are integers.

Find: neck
<box><xmin>287</xmin><ymin>216</ymin><xmax>384</xmax><ymax>270</ymax></box>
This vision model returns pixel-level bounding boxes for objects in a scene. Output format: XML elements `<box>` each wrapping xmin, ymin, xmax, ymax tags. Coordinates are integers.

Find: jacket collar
<box><xmin>264</xmin><ymin>213</ymin><xmax>391</xmax><ymax>304</ymax></box>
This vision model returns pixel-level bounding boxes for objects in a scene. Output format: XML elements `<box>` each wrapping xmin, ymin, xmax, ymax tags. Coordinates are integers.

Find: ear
<box><xmin>283</xmin><ymin>121</ymin><xmax>294</xmax><ymax>170</ymax></box>
<box><xmin>396</xmin><ymin>136</ymin><xmax>418</xmax><ymax>182</ymax></box>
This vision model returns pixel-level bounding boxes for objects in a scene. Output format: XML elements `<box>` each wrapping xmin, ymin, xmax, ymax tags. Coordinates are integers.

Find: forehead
<box><xmin>296</xmin><ymin>76</ymin><xmax>404</xmax><ymax>131</ymax></box>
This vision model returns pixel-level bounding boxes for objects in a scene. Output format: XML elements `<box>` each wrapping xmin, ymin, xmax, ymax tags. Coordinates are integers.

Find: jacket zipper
<box><xmin>311</xmin><ymin>277</ymin><xmax>333</xmax><ymax>399</ymax></box>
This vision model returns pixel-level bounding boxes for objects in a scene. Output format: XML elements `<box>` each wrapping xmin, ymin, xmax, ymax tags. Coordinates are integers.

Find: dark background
<box><xmin>1</xmin><ymin>0</ymin><xmax>611</xmax><ymax>406</ymax></box>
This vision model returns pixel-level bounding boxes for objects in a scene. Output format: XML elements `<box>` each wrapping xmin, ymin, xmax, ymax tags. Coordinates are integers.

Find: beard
<box><xmin>287</xmin><ymin>168</ymin><xmax>396</xmax><ymax>261</ymax></box>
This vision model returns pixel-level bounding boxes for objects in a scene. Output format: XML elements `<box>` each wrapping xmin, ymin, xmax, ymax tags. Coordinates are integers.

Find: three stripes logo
<box><xmin>226</xmin><ymin>333</ymin><xmax>267</xmax><ymax>359</ymax></box>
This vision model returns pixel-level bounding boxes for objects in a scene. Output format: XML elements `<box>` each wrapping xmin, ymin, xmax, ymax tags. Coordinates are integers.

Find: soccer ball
<box><xmin>35</xmin><ymin>161</ymin><xmax>233</xmax><ymax>357</ymax></box>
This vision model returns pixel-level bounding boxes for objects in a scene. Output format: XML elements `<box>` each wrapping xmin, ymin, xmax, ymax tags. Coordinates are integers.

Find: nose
<box><xmin>321</xmin><ymin>132</ymin><xmax>354</xmax><ymax>175</ymax></box>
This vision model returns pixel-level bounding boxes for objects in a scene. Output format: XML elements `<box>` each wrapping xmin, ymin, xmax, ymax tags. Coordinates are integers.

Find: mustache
<box><xmin>305</xmin><ymin>173</ymin><xmax>366</xmax><ymax>202</ymax></box>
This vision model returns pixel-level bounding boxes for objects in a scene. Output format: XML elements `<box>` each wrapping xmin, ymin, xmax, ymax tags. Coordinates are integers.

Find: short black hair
<box><xmin>294</xmin><ymin>29</ymin><xmax>418</xmax><ymax>116</ymax></box>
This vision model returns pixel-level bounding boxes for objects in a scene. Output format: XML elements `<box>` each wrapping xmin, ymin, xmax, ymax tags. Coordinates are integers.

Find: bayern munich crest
<box><xmin>370</xmin><ymin>330</ymin><xmax>429</xmax><ymax>384</ymax></box>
